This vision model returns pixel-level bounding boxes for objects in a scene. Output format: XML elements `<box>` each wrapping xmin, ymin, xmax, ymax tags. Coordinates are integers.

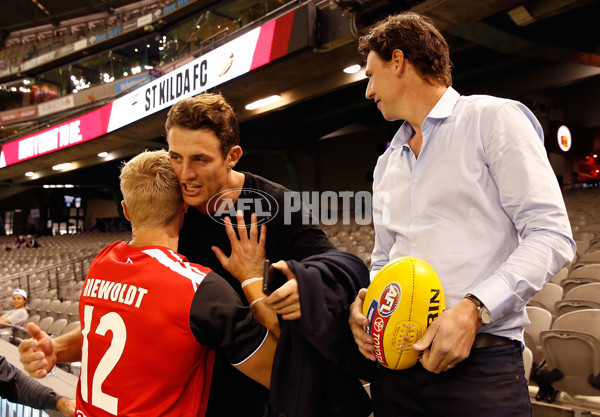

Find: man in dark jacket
<box><xmin>0</xmin><ymin>355</ymin><xmax>75</xmax><ymax>415</ymax></box>
<box><xmin>167</xmin><ymin>93</ymin><xmax>374</xmax><ymax>417</ymax></box>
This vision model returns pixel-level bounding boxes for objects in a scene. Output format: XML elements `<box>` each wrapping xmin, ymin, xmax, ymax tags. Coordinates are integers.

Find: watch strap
<box><xmin>464</xmin><ymin>293</ymin><xmax>492</xmax><ymax>325</ymax></box>
<box><xmin>464</xmin><ymin>293</ymin><xmax>484</xmax><ymax>308</ymax></box>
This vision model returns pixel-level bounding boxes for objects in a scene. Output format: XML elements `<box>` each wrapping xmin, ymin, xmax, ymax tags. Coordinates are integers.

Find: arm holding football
<box><xmin>349</xmin><ymin>289</ymin><xmax>376</xmax><ymax>361</ymax></box>
<box><xmin>412</xmin><ymin>298</ymin><xmax>481</xmax><ymax>373</ymax></box>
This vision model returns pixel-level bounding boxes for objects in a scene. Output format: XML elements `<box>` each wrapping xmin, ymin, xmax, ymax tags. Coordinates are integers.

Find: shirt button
<box><xmin>413</xmin><ymin>178</ymin><xmax>419</xmax><ymax>182</ymax></box>
<box><xmin>413</xmin><ymin>211</ymin><xmax>418</xmax><ymax>217</ymax></box>
<box><xmin>412</xmin><ymin>243</ymin><xmax>417</xmax><ymax>248</ymax></box>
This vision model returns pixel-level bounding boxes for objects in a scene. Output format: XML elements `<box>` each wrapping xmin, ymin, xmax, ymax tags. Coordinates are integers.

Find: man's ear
<box><xmin>392</xmin><ymin>49</ymin><xmax>405</xmax><ymax>75</ymax></box>
<box><xmin>121</xmin><ymin>201</ymin><xmax>132</xmax><ymax>221</ymax></box>
<box><xmin>228</xmin><ymin>145</ymin><xmax>243</xmax><ymax>169</ymax></box>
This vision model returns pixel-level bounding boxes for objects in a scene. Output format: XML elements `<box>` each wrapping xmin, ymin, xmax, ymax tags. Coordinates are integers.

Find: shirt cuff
<box><xmin>469</xmin><ymin>275</ymin><xmax>516</xmax><ymax>323</ymax></box>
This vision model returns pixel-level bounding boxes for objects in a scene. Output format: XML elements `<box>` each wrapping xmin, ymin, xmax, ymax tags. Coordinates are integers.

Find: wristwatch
<box><xmin>464</xmin><ymin>293</ymin><xmax>492</xmax><ymax>326</ymax></box>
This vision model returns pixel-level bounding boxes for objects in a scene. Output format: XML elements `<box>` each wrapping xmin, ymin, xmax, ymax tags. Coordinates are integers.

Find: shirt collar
<box><xmin>428</xmin><ymin>86</ymin><xmax>459</xmax><ymax>119</ymax></box>
<box><xmin>389</xmin><ymin>86</ymin><xmax>459</xmax><ymax>150</ymax></box>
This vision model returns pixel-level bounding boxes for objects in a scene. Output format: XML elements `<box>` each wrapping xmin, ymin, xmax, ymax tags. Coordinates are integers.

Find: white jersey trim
<box><xmin>141</xmin><ymin>248</ymin><xmax>207</xmax><ymax>291</ymax></box>
<box><xmin>231</xmin><ymin>329</ymin><xmax>269</xmax><ymax>367</ymax></box>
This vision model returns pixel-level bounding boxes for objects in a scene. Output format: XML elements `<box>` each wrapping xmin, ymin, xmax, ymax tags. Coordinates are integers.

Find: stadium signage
<box><xmin>0</xmin><ymin>108</ymin><xmax>111</xmax><ymax>167</ymax></box>
<box><xmin>106</xmin><ymin>25</ymin><xmax>267</xmax><ymax>132</ymax></box>
<box><xmin>557</xmin><ymin>124</ymin><xmax>572</xmax><ymax>152</ymax></box>
<box><xmin>17</xmin><ymin>120</ymin><xmax>82</xmax><ymax>160</ymax></box>
<box><xmin>0</xmin><ymin>6</ymin><xmax>309</xmax><ymax>168</ymax></box>
<box><xmin>144</xmin><ymin>60</ymin><xmax>208</xmax><ymax>110</ymax></box>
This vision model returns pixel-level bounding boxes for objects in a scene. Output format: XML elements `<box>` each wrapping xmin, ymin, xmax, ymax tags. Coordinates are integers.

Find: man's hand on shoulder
<box><xmin>212</xmin><ymin>210</ymin><xmax>266</xmax><ymax>282</ymax></box>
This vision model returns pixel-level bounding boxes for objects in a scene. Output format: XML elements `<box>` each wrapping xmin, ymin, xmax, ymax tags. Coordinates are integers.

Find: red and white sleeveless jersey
<box><xmin>75</xmin><ymin>242</ymin><xmax>266</xmax><ymax>417</ymax></box>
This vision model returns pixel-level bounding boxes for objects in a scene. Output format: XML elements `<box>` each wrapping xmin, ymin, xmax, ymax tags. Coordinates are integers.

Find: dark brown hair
<box><xmin>165</xmin><ymin>93</ymin><xmax>240</xmax><ymax>157</ymax></box>
<box><xmin>358</xmin><ymin>11</ymin><xmax>452</xmax><ymax>86</ymax></box>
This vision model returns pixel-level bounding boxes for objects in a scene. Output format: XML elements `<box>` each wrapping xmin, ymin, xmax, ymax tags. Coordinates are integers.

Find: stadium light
<box><xmin>343</xmin><ymin>64</ymin><xmax>362</xmax><ymax>74</ymax></box>
<box><xmin>245</xmin><ymin>95</ymin><xmax>281</xmax><ymax>110</ymax></box>
<box><xmin>52</xmin><ymin>162</ymin><xmax>72</xmax><ymax>171</ymax></box>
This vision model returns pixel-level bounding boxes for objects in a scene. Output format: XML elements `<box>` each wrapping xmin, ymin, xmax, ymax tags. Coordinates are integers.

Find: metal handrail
<box><xmin>0</xmin><ymin>254</ymin><xmax>95</xmax><ymax>302</ymax></box>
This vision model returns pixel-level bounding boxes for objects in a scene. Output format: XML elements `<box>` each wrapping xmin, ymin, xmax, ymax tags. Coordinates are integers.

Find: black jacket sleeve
<box><xmin>269</xmin><ymin>250</ymin><xmax>376</xmax><ymax>417</ymax></box>
<box><xmin>0</xmin><ymin>356</ymin><xmax>60</xmax><ymax>410</ymax></box>
<box><xmin>189</xmin><ymin>272</ymin><xmax>268</xmax><ymax>365</ymax></box>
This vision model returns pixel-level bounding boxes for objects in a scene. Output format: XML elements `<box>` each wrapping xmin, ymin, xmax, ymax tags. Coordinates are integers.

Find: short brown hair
<box><xmin>120</xmin><ymin>150</ymin><xmax>183</xmax><ymax>229</ymax></box>
<box><xmin>358</xmin><ymin>11</ymin><xmax>452</xmax><ymax>86</ymax></box>
<box><xmin>165</xmin><ymin>93</ymin><xmax>240</xmax><ymax>157</ymax></box>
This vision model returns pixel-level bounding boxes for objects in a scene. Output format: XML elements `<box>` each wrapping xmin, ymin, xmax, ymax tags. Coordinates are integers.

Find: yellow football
<box><xmin>363</xmin><ymin>256</ymin><xmax>445</xmax><ymax>370</ymax></box>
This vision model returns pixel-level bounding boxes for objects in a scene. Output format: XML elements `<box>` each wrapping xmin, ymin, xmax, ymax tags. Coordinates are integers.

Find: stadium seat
<box><xmin>55</xmin><ymin>300</ymin><xmax>72</xmax><ymax>320</ymax></box>
<box><xmin>575</xmin><ymin>240</ymin><xmax>590</xmax><ymax>257</ymax></box>
<box><xmin>66</xmin><ymin>301</ymin><xmax>80</xmax><ymax>321</ymax></box>
<box><xmin>26</xmin><ymin>298</ymin><xmax>42</xmax><ymax>314</ymax></box>
<box><xmin>44</xmin><ymin>299</ymin><xmax>61</xmax><ymax>318</ymax></box>
<box><xmin>62</xmin><ymin>320</ymin><xmax>80</xmax><ymax>335</ymax></box>
<box><xmin>579</xmin><ymin>250</ymin><xmax>600</xmax><ymax>264</ymax></box>
<box><xmin>540</xmin><ymin>309</ymin><xmax>600</xmax><ymax>397</ymax></box>
<box><xmin>46</xmin><ymin>318</ymin><xmax>67</xmax><ymax>337</ymax></box>
<box><xmin>530</xmin><ymin>283</ymin><xmax>563</xmax><ymax>315</ymax></box>
<box><xmin>35</xmin><ymin>299</ymin><xmax>51</xmax><ymax>317</ymax></box>
<box><xmin>574</xmin><ymin>231</ymin><xmax>597</xmax><ymax>243</ymax></box>
<box><xmin>555</xmin><ymin>299</ymin><xmax>600</xmax><ymax>317</ymax></box>
<box><xmin>562</xmin><ymin>277</ymin><xmax>600</xmax><ymax>295</ymax></box>
<box><xmin>36</xmin><ymin>316</ymin><xmax>54</xmax><ymax>333</ymax></box>
<box><xmin>564</xmin><ymin>283</ymin><xmax>600</xmax><ymax>303</ymax></box>
<box><xmin>568</xmin><ymin>264</ymin><xmax>600</xmax><ymax>279</ymax></box>
<box><xmin>550</xmin><ymin>267</ymin><xmax>570</xmax><ymax>286</ymax></box>
<box><xmin>23</xmin><ymin>314</ymin><xmax>40</xmax><ymax>327</ymax></box>
<box><xmin>525</xmin><ymin>306</ymin><xmax>553</xmax><ymax>366</ymax></box>
<box><xmin>523</xmin><ymin>346</ymin><xmax>533</xmax><ymax>382</ymax></box>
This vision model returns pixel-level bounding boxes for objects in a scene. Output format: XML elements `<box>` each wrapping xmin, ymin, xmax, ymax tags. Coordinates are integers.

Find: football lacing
<box><xmin>399</xmin><ymin>322</ymin><xmax>418</xmax><ymax>351</ymax></box>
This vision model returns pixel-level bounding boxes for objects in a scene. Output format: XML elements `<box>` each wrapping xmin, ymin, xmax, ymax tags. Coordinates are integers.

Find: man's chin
<box><xmin>183</xmin><ymin>196</ymin><xmax>205</xmax><ymax>210</ymax></box>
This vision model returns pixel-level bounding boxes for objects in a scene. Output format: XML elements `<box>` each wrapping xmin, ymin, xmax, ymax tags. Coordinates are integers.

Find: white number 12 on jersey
<box><xmin>81</xmin><ymin>305</ymin><xmax>127</xmax><ymax>415</ymax></box>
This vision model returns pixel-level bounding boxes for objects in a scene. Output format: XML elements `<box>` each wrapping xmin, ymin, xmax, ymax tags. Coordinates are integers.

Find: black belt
<box><xmin>472</xmin><ymin>333</ymin><xmax>519</xmax><ymax>349</ymax></box>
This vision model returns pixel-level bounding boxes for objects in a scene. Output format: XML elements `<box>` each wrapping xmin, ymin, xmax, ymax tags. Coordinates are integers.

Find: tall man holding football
<box><xmin>349</xmin><ymin>11</ymin><xmax>575</xmax><ymax>417</ymax></box>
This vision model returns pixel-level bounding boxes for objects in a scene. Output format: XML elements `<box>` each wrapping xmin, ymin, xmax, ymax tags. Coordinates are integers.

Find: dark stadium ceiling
<box><xmin>1</xmin><ymin>0</ymin><xmax>600</xmax><ymax>198</ymax></box>
<box><xmin>0</xmin><ymin>0</ymin><xmax>157</xmax><ymax>33</ymax></box>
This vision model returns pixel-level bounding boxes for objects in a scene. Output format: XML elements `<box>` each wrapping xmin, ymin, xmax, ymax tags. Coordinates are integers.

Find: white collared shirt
<box><xmin>371</xmin><ymin>86</ymin><xmax>576</xmax><ymax>341</ymax></box>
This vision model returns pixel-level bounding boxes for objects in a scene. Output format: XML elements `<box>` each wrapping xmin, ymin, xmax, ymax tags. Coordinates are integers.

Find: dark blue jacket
<box><xmin>269</xmin><ymin>250</ymin><xmax>375</xmax><ymax>417</ymax></box>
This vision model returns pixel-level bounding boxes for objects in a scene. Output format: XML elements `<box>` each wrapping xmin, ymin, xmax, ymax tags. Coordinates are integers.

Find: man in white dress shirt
<box><xmin>349</xmin><ymin>11</ymin><xmax>575</xmax><ymax>417</ymax></box>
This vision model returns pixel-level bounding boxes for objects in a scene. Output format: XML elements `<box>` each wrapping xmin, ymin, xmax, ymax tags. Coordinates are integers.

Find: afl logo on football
<box><xmin>378</xmin><ymin>282</ymin><xmax>401</xmax><ymax>317</ymax></box>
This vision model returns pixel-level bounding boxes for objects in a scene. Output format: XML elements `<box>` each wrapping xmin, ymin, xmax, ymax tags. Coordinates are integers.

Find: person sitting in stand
<box><xmin>0</xmin><ymin>289</ymin><xmax>29</xmax><ymax>341</ymax></box>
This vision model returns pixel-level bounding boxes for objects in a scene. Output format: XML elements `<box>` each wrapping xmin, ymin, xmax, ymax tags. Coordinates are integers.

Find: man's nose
<box><xmin>181</xmin><ymin>160</ymin><xmax>196</xmax><ymax>179</ymax></box>
<box><xmin>365</xmin><ymin>81</ymin><xmax>374</xmax><ymax>99</ymax></box>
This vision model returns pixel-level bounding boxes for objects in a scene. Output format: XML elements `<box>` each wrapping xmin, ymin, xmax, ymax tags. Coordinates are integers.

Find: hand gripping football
<box><xmin>363</xmin><ymin>256</ymin><xmax>445</xmax><ymax>370</ymax></box>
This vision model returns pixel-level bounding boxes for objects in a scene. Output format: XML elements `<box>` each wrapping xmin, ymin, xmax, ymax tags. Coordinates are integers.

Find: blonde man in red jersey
<box><xmin>18</xmin><ymin>150</ymin><xmax>276</xmax><ymax>417</ymax></box>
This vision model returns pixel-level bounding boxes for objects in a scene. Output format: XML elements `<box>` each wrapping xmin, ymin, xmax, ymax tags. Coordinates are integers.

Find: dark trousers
<box><xmin>371</xmin><ymin>344</ymin><xmax>532</xmax><ymax>417</ymax></box>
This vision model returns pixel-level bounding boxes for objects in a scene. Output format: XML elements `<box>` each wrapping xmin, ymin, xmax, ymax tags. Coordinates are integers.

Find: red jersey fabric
<box><xmin>75</xmin><ymin>242</ymin><xmax>266</xmax><ymax>417</ymax></box>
